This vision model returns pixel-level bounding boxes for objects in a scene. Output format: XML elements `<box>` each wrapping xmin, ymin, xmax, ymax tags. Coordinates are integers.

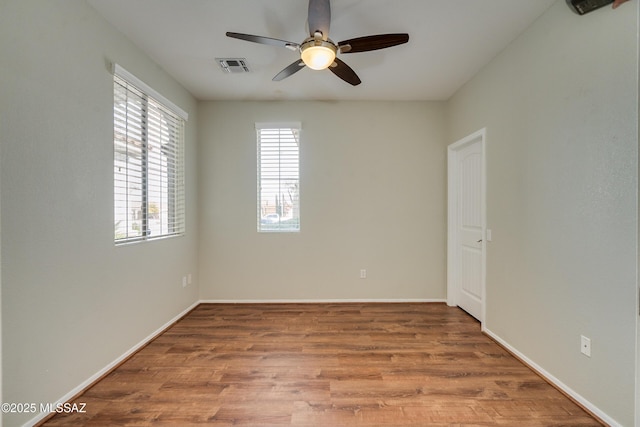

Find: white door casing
<box><xmin>447</xmin><ymin>129</ymin><xmax>486</xmax><ymax>322</ymax></box>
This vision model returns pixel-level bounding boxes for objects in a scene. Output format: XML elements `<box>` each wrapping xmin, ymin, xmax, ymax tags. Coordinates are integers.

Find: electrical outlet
<box><xmin>182</xmin><ymin>276</ymin><xmax>187</xmax><ymax>288</ymax></box>
<box><xmin>360</xmin><ymin>269</ymin><xmax>367</xmax><ymax>279</ymax></box>
<box><xmin>580</xmin><ymin>335</ymin><xmax>591</xmax><ymax>357</ymax></box>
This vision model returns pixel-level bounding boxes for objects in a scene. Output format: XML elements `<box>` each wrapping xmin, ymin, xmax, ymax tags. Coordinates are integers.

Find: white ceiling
<box><xmin>87</xmin><ymin>0</ymin><xmax>556</xmax><ymax>101</ymax></box>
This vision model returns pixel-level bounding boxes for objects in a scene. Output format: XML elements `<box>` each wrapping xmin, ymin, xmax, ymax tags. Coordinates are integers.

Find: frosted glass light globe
<box><xmin>300</xmin><ymin>43</ymin><xmax>336</xmax><ymax>70</ymax></box>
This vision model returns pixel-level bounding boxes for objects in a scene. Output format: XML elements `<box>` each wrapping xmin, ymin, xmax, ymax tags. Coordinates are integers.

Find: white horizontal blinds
<box><xmin>114</xmin><ymin>78</ymin><xmax>144</xmax><ymax>242</ymax></box>
<box><xmin>114</xmin><ymin>71</ymin><xmax>185</xmax><ymax>244</ymax></box>
<box><xmin>257</xmin><ymin>123</ymin><xmax>301</xmax><ymax>232</ymax></box>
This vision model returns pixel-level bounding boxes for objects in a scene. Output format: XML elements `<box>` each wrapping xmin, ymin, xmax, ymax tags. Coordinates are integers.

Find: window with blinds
<box><xmin>113</xmin><ymin>65</ymin><xmax>186</xmax><ymax>244</ymax></box>
<box><xmin>257</xmin><ymin>123</ymin><xmax>301</xmax><ymax>232</ymax></box>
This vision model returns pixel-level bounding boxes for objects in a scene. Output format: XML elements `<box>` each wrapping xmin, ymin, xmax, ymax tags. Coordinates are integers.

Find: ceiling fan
<box><xmin>226</xmin><ymin>0</ymin><xmax>409</xmax><ymax>86</ymax></box>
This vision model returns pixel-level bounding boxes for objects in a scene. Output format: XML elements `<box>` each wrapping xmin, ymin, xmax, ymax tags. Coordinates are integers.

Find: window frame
<box><xmin>256</xmin><ymin>122</ymin><xmax>301</xmax><ymax>233</ymax></box>
<box><xmin>113</xmin><ymin>64</ymin><xmax>188</xmax><ymax>245</ymax></box>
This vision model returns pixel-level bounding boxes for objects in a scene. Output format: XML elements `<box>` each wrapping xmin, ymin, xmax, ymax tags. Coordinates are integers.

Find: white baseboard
<box><xmin>23</xmin><ymin>301</ymin><xmax>200</xmax><ymax>427</ymax></box>
<box><xmin>199</xmin><ymin>298</ymin><xmax>447</xmax><ymax>304</ymax></box>
<box><xmin>482</xmin><ymin>327</ymin><xmax>620</xmax><ymax>427</ymax></box>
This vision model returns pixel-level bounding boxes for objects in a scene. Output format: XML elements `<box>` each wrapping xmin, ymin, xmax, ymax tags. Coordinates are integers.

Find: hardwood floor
<box><xmin>41</xmin><ymin>303</ymin><xmax>602</xmax><ymax>426</ymax></box>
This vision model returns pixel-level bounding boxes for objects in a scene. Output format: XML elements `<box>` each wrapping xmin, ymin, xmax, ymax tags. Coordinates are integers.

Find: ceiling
<box><xmin>87</xmin><ymin>0</ymin><xmax>556</xmax><ymax>102</ymax></box>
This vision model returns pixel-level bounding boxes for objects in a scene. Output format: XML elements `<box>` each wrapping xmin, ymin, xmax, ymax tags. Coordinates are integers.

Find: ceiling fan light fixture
<box><xmin>300</xmin><ymin>40</ymin><xmax>337</xmax><ymax>70</ymax></box>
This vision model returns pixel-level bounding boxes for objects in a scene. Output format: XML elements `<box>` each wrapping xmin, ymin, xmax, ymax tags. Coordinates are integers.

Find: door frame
<box><xmin>447</xmin><ymin>128</ymin><xmax>487</xmax><ymax>324</ymax></box>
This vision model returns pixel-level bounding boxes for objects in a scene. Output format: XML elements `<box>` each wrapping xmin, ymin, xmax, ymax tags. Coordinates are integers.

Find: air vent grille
<box><xmin>216</xmin><ymin>58</ymin><xmax>251</xmax><ymax>73</ymax></box>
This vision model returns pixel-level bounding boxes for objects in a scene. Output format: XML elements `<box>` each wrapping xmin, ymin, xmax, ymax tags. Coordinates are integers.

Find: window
<box><xmin>256</xmin><ymin>123</ymin><xmax>301</xmax><ymax>232</ymax></box>
<box><xmin>113</xmin><ymin>65</ymin><xmax>187</xmax><ymax>244</ymax></box>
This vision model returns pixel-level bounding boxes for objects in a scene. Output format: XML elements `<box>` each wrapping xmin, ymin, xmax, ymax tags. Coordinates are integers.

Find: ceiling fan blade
<box><xmin>329</xmin><ymin>58</ymin><xmax>361</xmax><ymax>86</ymax></box>
<box><xmin>273</xmin><ymin>60</ymin><xmax>306</xmax><ymax>81</ymax></box>
<box><xmin>308</xmin><ymin>0</ymin><xmax>331</xmax><ymax>39</ymax></box>
<box><xmin>338</xmin><ymin>33</ymin><xmax>409</xmax><ymax>53</ymax></box>
<box><xmin>226</xmin><ymin>32</ymin><xmax>299</xmax><ymax>50</ymax></box>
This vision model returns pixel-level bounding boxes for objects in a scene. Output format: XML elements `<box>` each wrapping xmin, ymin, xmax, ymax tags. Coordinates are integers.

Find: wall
<box><xmin>0</xmin><ymin>1</ymin><xmax>199</xmax><ymax>425</ymax></box>
<box><xmin>637</xmin><ymin>26</ymin><xmax>640</xmax><ymax>423</ymax></box>
<box><xmin>198</xmin><ymin>101</ymin><xmax>447</xmax><ymax>301</ymax></box>
<box><xmin>0</xmin><ymin>63</ymin><xmax>3</xmax><ymax>424</ymax></box>
<box><xmin>447</xmin><ymin>1</ymin><xmax>638</xmax><ymax>425</ymax></box>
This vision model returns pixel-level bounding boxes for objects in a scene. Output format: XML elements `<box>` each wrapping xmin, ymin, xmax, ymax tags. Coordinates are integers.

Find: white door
<box><xmin>447</xmin><ymin>130</ymin><xmax>486</xmax><ymax>322</ymax></box>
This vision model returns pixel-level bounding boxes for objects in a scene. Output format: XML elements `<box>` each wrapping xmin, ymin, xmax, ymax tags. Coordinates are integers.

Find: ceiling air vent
<box><xmin>216</xmin><ymin>58</ymin><xmax>251</xmax><ymax>73</ymax></box>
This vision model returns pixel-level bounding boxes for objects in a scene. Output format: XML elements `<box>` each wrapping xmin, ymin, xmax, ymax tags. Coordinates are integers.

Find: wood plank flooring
<box><xmin>41</xmin><ymin>303</ymin><xmax>602</xmax><ymax>426</ymax></box>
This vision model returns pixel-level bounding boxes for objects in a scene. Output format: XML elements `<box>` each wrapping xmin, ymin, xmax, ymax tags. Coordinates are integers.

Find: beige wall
<box><xmin>198</xmin><ymin>101</ymin><xmax>447</xmax><ymax>301</ymax></box>
<box><xmin>0</xmin><ymin>1</ymin><xmax>199</xmax><ymax>425</ymax></box>
<box><xmin>447</xmin><ymin>1</ymin><xmax>638</xmax><ymax>425</ymax></box>
<box><xmin>637</xmin><ymin>33</ymin><xmax>640</xmax><ymax>424</ymax></box>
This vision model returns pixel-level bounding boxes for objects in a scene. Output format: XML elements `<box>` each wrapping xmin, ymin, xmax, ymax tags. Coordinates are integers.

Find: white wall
<box><xmin>0</xmin><ymin>70</ymin><xmax>3</xmax><ymax>425</ymax></box>
<box><xmin>637</xmin><ymin>40</ymin><xmax>640</xmax><ymax>424</ymax></box>
<box><xmin>198</xmin><ymin>101</ymin><xmax>447</xmax><ymax>301</ymax></box>
<box><xmin>447</xmin><ymin>1</ymin><xmax>638</xmax><ymax>425</ymax></box>
<box><xmin>0</xmin><ymin>1</ymin><xmax>199</xmax><ymax>425</ymax></box>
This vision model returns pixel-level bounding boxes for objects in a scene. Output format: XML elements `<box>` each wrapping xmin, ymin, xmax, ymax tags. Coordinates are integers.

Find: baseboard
<box><xmin>199</xmin><ymin>298</ymin><xmax>447</xmax><ymax>304</ymax></box>
<box><xmin>26</xmin><ymin>300</ymin><xmax>200</xmax><ymax>427</ymax></box>
<box><xmin>482</xmin><ymin>327</ymin><xmax>619</xmax><ymax>427</ymax></box>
